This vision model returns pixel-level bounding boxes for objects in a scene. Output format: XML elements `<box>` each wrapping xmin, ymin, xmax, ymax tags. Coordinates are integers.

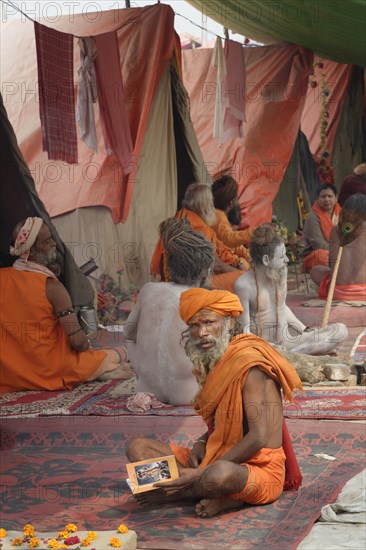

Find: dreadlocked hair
<box><xmin>338</xmin><ymin>193</ymin><xmax>366</xmax><ymax>246</ymax></box>
<box><xmin>159</xmin><ymin>218</ymin><xmax>215</xmax><ymax>285</ymax></box>
<box><xmin>250</xmin><ymin>224</ymin><xmax>284</xmax><ymax>265</ymax></box>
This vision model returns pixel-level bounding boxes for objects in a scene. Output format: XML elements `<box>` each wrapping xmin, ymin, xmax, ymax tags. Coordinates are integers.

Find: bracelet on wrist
<box><xmin>196</xmin><ymin>439</ymin><xmax>207</xmax><ymax>445</ymax></box>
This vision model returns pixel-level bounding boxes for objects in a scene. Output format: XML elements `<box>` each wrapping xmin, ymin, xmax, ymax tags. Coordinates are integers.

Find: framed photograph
<box><xmin>126</xmin><ymin>454</ymin><xmax>179</xmax><ymax>494</ymax></box>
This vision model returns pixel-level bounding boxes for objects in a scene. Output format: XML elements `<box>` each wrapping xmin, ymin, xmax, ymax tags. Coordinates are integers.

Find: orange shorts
<box><xmin>170</xmin><ymin>444</ymin><xmax>286</xmax><ymax>505</ymax></box>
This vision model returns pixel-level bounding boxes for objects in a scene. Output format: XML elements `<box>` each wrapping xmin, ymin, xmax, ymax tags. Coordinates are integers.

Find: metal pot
<box><xmin>77</xmin><ymin>307</ymin><xmax>99</xmax><ymax>336</ymax></box>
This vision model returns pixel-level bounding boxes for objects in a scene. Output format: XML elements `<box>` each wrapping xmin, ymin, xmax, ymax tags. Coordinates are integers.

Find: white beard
<box><xmin>184</xmin><ymin>321</ymin><xmax>232</xmax><ymax>400</ymax></box>
<box><xmin>265</xmin><ymin>265</ymin><xmax>287</xmax><ymax>286</ymax></box>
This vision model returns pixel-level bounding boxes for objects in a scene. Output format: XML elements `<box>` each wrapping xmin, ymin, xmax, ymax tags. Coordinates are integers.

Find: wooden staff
<box><xmin>320</xmin><ymin>246</ymin><xmax>343</xmax><ymax>328</ymax></box>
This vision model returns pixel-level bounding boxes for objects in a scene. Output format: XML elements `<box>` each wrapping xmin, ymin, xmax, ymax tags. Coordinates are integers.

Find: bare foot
<box><xmin>98</xmin><ymin>363</ymin><xmax>134</xmax><ymax>381</ymax></box>
<box><xmin>195</xmin><ymin>497</ymin><xmax>244</xmax><ymax>517</ymax></box>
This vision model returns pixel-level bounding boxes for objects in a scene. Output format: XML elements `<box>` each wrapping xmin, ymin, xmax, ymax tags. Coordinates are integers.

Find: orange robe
<box><xmin>303</xmin><ymin>202</ymin><xmax>341</xmax><ymax>271</ymax></box>
<box><xmin>318</xmin><ymin>273</ymin><xmax>366</xmax><ymax>301</ymax></box>
<box><xmin>0</xmin><ymin>269</ymin><xmax>106</xmax><ymax>393</ymax></box>
<box><xmin>171</xmin><ymin>334</ymin><xmax>303</xmax><ymax>503</ymax></box>
<box><xmin>150</xmin><ymin>208</ymin><xmax>247</xmax><ymax>291</ymax></box>
<box><xmin>212</xmin><ymin>209</ymin><xmax>252</xmax><ymax>259</ymax></box>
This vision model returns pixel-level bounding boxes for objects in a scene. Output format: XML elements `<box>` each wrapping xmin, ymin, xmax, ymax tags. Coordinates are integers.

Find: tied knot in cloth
<box><xmin>9</xmin><ymin>217</ymin><xmax>43</xmax><ymax>261</ymax></box>
<box><xmin>179</xmin><ymin>288</ymin><xmax>243</xmax><ymax>324</ymax></box>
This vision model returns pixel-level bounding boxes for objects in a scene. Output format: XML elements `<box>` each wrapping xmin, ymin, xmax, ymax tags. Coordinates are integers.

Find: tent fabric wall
<box><xmin>301</xmin><ymin>57</ymin><xmax>353</xmax><ymax>161</ymax></box>
<box><xmin>2</xmin><ymin>4</ymin><xmax>177</xmax><ymax>223</ymax></box>
<box><xmin>272</xmin><ymin>130</ymin><xmax>319</xmax><ymax>231</ymax></box>
<box><xmin>187</xmin><ymin>0</ymin><xmax>366</xmax><ymax>67</ymax></box>
<box><xmin>170</xmin><ymin>57</ymin><xmax>213</xmax><ymax>206</ymax></box>
<box><xmin>0</xmin><ymin>94</ymin><xmax>94</xmax><ymax>307</ymax></box>
<box><xmin>52</xmin><ymin>66</ymin><xmax>178</xmax><ymax>289</ymax></box>
<box><xmin>182</xmin><ymin>44</ymin><xmax>313</xmax><ymax>227</ymax></box>
<box><xmin>331</xmin><ymin>66</ymin><xmax>365</xmax><ymax>189</ymax></box>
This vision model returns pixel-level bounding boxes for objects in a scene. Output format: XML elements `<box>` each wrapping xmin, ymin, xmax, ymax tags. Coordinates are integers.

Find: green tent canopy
<box><xmin>188</xmin><ymin>0</ymin><xmax>366</xmax><ymax>67</ymax></box>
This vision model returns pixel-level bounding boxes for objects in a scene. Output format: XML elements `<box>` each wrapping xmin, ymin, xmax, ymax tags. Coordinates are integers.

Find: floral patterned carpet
<box><xmin>1</xmin><ymin>416</ymin><xmax>364</xmax><ymax>549</ymax></box>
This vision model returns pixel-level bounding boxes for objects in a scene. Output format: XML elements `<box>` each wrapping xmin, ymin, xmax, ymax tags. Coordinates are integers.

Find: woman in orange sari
<box><xmin>303</xmin><ymin>184</ymin><xmax>341</xmax><ymax>272</ymax></box>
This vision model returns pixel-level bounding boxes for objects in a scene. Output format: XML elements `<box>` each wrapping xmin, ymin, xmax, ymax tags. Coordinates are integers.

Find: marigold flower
<box><xmin>48</xmin><ymin>538</ymin><xmax>60</xmax><ymax>549</ymax></box>
<box><xmin>24</xmin><ymin>524</ymin><xmax>35</xmax><ymax>537</ymax></box>
<box><xmin>117</xmin><ymin>525</ymin><xmax>128</xmax><ymax>534</ymax></box>
<box><xmin>81</xmin><ymin>538</ymin><xmax>91</xmax><ymax>547</ymax></box>
<box><xmin>87</xmin><ymin>532</ymin><xmax>97</xmax><ymax>540</ymax></box>
<box><xmin>65</xmin><ymin>524</ymin><xmax>77</xmax><ymax>533</ymax></box>
<box><xmin>29</xmin><ymin>537</ymin><xmax>41</xmax><ymax>548</ymax></box>
<box><xmin>11</xmin><ymin>538</ymin><xmax>23</xmax><ymax>547</ymax></box>
<box><xmin>58</xmin><ymin>531</ymin><xmax>68</xmax><ymax>540</ymax></box>
<box><xmin>109</xmin><ymin>537</ymin><xmax>122</xmax><ymax>548</ymax></box>
<box><xmin>0</xmin><ymin>528</ymin><xmax>7</xmax><ymax>537</ymax></box>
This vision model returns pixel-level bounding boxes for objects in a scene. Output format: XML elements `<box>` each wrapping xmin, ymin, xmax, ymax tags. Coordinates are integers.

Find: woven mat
<box><xmin>0</xmin><ymin>379</ymin><xmax>127</xmax><ymax>418</ymax></box>
<box><xmin>0</xmin><ymin>417</ymin><xmax>364</xmax><ymax>550</ymax></box>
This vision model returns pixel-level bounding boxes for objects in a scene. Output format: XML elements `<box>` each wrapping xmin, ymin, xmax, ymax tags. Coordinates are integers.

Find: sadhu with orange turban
<box><xmin>179</xmin><ymin>288</ymin><xmax>243</xmax><ymax>323</ymax></box>
<box><xmin>165</xmin><ymin>287</ymin><xmax>304</xmax><ymax>509</ymax></box>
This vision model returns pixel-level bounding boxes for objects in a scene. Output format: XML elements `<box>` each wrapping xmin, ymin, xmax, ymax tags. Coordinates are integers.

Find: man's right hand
<box><xmin>187</xmin><ymin>440</ymin><xmax>206</xmax><ymax>468</ymax></box>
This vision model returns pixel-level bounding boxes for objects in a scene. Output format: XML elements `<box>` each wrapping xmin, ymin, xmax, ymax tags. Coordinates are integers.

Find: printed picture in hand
<box><xmin>126</xmin><ymin>455</ymin><xmax>179</xmax><ymax>493</ymax></box>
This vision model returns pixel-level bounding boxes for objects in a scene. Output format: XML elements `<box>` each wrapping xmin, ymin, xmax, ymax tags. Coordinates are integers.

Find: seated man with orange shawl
<box><xmin>303</xmin><ymin>184</ymin><xmax>341</xmax><ymax>272</ymax></box>
<box><xmin>150</xmin><ymin>183</ymin><xmax>249</xmax><ymax>291</ymax></box>
<box><xmin>127</xmin><ymin>288</ymin><xmax>303</xmax><ymax>517</ymax></box>
<box><xmin>310</xmin><ymin>193</ymin><xmax>366</xmax><ymax>301</ymax></box>
<box><xmin>0</xmin><ymin>217</ymin><xmax>132</xmax><ymax>393</ymax></box>
<box><xmin>211</xmin><ymin>174</ymin><xmax>253</xmax><ymax>260</ymax></box>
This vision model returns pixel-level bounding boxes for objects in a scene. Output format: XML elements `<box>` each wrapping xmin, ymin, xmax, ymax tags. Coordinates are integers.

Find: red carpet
<box><xmin>0</xmin><ymin>379</ymin><xmax>121</xmax><ymax>418</ymax></box>
<box><xmin>284</xmin><ymin>388</ymin><xmax>366</xmax><ymax>420</ymax></box>
<box><xmin>2</xmin><ymin>386</ymin><xmax>365</xmax><ymax>421</ymax></box>
<box><xmin>0</xmin><ymin>417</ymin><xmax>364</xmax><ymax>549</ymax></box>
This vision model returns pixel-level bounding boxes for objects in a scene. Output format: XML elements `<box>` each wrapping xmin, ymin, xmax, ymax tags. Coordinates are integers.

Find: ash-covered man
<box><xmin>0</xmin><ymin>217</ymin><xmax>132</xmax><ymax>393</ymax></box>
<box><xmin>234</xmin><ymin>224</ymin><xmax>348</xmax><ymax>355</ymax></box>
<box><xmin>126</xmin><ymin>289</ymin><xmax>303</xmax><ymax>517</ymax></box>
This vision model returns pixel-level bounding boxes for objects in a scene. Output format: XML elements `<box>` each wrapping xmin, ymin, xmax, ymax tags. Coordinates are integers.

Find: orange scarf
<box><xmin>312</xmin><ymin>201</ymin><xmax>341</xmax><ymax>242</ymax></box>
<box><xmin>195</xmin><ymin>334</ymin><xmax>303</xmax><ymax>467</ymax></box>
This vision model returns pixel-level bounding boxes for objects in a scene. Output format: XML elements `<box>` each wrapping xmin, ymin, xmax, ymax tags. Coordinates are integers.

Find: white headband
<box><xmin>10</xmin><ymin>217</ymin><xmax>44</xmax><ymax>260</ymax></box>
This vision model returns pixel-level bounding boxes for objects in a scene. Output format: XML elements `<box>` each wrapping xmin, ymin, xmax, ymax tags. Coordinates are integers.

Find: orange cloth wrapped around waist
<box><xmin>228</xmin><ymin>447</ymin><xmax>286</xmax><ymax>504</ymax></box>
<box><xmin>319</xmin><ymin>273</ymin><xmax>366</xmax><ymax>301</ymax></box>
<box><xmin>169</xmin><ymin>444</ymin><xmax>286</xmax><ymax>505</ymax></box>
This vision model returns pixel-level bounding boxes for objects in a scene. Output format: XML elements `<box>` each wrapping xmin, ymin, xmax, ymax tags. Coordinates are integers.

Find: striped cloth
<box><xmin>35</xmin><ymin>22</ymin><xmax>78</xmax><ymax>164</ymax></box>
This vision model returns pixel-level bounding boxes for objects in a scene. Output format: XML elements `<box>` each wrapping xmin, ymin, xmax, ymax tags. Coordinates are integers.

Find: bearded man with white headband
<box><xmin>126</xmin><ymin>288</ymin><xmax>303</xmax><ymax>517</ymax></box>
<box><xmin>0</xmin><ymin>217</ymin><xmax>132</xmax><ymax>393</ymax></box>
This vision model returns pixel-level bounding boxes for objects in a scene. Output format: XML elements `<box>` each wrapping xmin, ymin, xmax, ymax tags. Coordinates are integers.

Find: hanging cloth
<box><xmin>211</xmin><ymin>37</ymin><xmax>226</xmax><ymax>141</ymax></box>
<box><xmin>223</xmin><ymin>39</ymin><xmax>246</xmax><ymax>140</ymax></box>
<box><xmin>76</xmin><ymin>37</ymin><xmax>98</xmax><ymax>153</ymax></box>
<box><xmin>34</xmin><ymin>22</ymin><xmax>78</xmax><ymax>164</ymax></box>
<box><xmin>94</xmin><ymin>31</ymin><xmax>134</xmax><ymax>175</ymax></box>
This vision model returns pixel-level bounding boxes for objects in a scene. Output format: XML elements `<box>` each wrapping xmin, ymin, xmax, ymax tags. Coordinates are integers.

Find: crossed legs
<box><xmin>126</xmin><ymin>437</ymin><xmax>248</xmax><ymax>516</ymax></box>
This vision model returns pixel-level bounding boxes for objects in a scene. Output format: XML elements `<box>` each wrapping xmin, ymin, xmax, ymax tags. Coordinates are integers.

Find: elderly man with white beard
<box><xmin>126</xmin><ymin>288</ymin><xmax>303</xmax><ymax>517</ymax></box>
<box><xmin>233</xmin><ymin>224</ymin><xmax>348</xmax><ymax>355</ymax></box>
<box><xmin>0</xmin><ymin>217</ymin><xmax>132</xmax><ymax>393</ymax></box>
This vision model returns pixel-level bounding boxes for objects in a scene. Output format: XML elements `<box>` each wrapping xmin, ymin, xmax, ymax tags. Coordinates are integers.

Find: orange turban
<box><xmin>179</xmin><ymin>288</ymin><xmax>243</xmax><ymax>324</ymax></box>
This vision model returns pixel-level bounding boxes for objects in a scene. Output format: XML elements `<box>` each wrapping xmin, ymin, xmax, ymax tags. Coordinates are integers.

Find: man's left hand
<box><xmin>154</xmin><ymin>468</ymin><xmax>202</xmax><ymax>495</ymax></box>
